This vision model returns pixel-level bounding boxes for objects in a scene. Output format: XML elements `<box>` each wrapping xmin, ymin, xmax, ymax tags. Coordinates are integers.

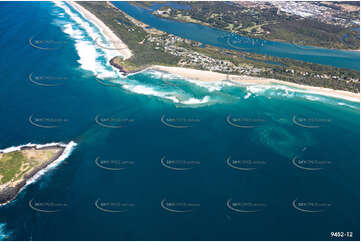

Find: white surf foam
<box><xmin>246</xmin><ymin>84</ymin><xmax>303</xmax><ymax>99</ymax></box>
<box><xmin>184</xmin><ymin>78</ymin><xmax>237</xmax><ymax>92</ymax></box>
<box><xmin>52</xmin><ymin>2</ymin><xmax>359</xmax><ymax>106</ymax></box>
<box><xmin>246</xmin><ymin>85</ymin><xmax>268</xmax><ymax>95</ymax></box>
<box><xmin>52</xmin><ymin>2</ymin><xmax>119</xmax><ymax>79</ymax></box>
<box><xmin>144</xmin><ymin>70</ymin><xmax>180</xmax><ymax>80</ymax></box>
<box><xmin>304</xmin><ymin>95</ymin><xmax>321</xmax><ymax>101</ymax></box>
<box><xmin>24</xmin><ymin>141</ymin><xmax>77</xmax><ymax>187</ymax></box>
<box><xmin>244</xmin><ymin>92</ymin><xmax>252</xmax><ymax>99</ymax></box>
<box><xmin>337</xmin><ymin>102</ymin><xmax>359</xmax><ymax>109</ymax></box>
<box><xmin>122</xmin><ymin>84</ymin><xmax>181</xmax><ymax>103</ymax></box>
<box><xmin>181</xmin><ymin>96</ymin><xmax>210</xmax><ymax>105</ymax></box>
<box><xmin>50</xmin><ymin>3</ymin><xmax>216</xmax><ymax>106</ymax></box>
<box><xmin>145</xmin><ymin>69</ymin><xmax>237</xmax><ymax>93</ymax></box>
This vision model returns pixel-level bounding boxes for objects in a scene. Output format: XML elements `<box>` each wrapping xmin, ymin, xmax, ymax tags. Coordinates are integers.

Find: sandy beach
<box><xmin>151</xmin><ymin>65</ymin><xmax>360</xmax><ymax>102</ymax></box>
<box><xmin>68</xmin><ymin>2</ymin><xmax>359</xmax><ymax>103</ymax></box>
<box><xmin>67</xmin><ymin>1</ymin><xmax>132</xmax><ymax>60</ymax></box>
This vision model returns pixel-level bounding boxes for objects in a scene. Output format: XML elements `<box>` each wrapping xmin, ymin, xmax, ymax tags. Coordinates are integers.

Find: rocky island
<box><xmin>0</xmin><ymin>142</ymin><xmax>76</xmax><ymax>205</ymax></box>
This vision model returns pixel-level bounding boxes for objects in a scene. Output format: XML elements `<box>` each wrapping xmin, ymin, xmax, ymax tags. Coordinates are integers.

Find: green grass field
<box><xmin>0</xmin><ymin>152</ymin><xmax>24</xmax><ymax>184</ymax></box>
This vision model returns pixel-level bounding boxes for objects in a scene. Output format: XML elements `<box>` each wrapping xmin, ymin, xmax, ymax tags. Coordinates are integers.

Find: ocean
<box><xmin>0</xmin><ymin>2</ymin><xmax>359</xmax><ymax>240</ymax></box>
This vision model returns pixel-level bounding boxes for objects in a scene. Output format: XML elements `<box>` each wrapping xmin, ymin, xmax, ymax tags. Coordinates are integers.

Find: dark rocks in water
<box><xmin>110</xmin><ymin>57</ymin><xmax>128</xmax><ymax>73</ymax></box>
<box><xmin>0</xmin><ymin>181</ymin><xmax>26</xmax><ymax>205</ymax></box>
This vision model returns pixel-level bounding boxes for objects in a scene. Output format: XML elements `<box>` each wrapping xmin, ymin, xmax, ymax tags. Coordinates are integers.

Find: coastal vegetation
<box><xmin>150</xmin><ymin>1</ymin><xmax>360</xmax><ymax>50</ymax></box>
<box><xmin>79</xmin><ymin>2</ymin><xmax>360</xmax><ymax>93</ymax></box>
<box><xmin>0</xmin><ymin>152</ymin><xmax>24</xmax><ymax>184</ymax></box>
<box><xmin>0</xmin><ymin>148</ymin><xmax>60</xmax><ymax>185</ymax></box>
<box><xmin>78</xmin><ymin>1</ymin><xmax>179</xmax><ymax>72</ymax></box>
<box><xmin>0</xmin><ymin>145</ymin><xmax>67</xmax><ymax>205</ymax></box>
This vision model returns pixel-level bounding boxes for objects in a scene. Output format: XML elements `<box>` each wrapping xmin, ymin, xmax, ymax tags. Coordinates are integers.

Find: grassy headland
<box><xmin>0</xmin><ymin>147</ymin><xmax>62</xmax><ymax>186</ymax></box>
<box><xmin>78</xmin><ymin>1</ymin><xmax>180</xmax><ymax>72</ymax></box>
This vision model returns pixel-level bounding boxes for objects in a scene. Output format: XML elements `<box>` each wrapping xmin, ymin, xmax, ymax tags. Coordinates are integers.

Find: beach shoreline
<box><xmin>150</xmin><ymin>65</ymin><xmax>360</xmax><ymax>103</ymax></box>
<box><xmin>67</xmin><ymin>1</ymin><xmax>132</xmax><ymax>60</ymax></box>
<box><xmin>68</xmin><ymin>2</ymin><xmax>359</xmax><ymax>103</ymax></box>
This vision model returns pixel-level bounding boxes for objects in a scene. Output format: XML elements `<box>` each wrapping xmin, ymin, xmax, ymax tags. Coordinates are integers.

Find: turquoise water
<box><xmin>112</xmin><ymin>1</ymin><xmax>360</xmax><ymax>70</ymax></box>
<box><xmin>0</xmin><ymin>2</ymin><xmax>359</xmax><ymax>241</ymax></box>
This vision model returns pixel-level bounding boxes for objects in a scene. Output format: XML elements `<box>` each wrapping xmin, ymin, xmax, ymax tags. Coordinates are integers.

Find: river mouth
<box><xmin>111</xmin><ymin>1</ymin><xmax>360</xmax><ymax>70</ymax></box>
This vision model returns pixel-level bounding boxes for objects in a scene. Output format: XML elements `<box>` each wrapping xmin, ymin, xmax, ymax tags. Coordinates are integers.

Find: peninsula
<box><xmin>74</xmin><ymin>1</ymin><xmax>360</xmax><ymax>101</ymax></box>
<box><xmin>0</xmin><ymin>142</ymin><xmax>76</xmax><ymax>205</ymax></box>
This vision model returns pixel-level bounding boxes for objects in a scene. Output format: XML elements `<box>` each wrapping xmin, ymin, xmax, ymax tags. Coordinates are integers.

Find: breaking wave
<box><xmin>52</xmin><ymin>1</ymin><xmax>120</xmax><ymax>79</ymax></box>
<box><xmin>51</xmin><ymin>2</ymin><xmax>359</xmax><ymax>107</ymax></box>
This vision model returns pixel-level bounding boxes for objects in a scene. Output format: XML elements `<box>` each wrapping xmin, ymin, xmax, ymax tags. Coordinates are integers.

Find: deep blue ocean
<box><xmin>0</xmin><ymin>2</ymin><xmax>359</xmax><ymax>241</ymax></box>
